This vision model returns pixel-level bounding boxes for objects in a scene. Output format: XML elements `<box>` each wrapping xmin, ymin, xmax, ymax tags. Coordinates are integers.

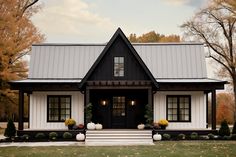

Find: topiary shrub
<box><xmin>49</xmin><ymin>132</ymin><xmax>58</xmax><ymax>140</ymax></box>
<box><xmin>4</xmin><ymin>118</ymin><xmax>16</xmax><ymax>138</ymax></box>
<box><xmin>231</xmin><ymin>134</ymin><xmax>236</xmax><ymax>140</ymax></box>
<box><xmin>232</xmin><ymin>122</ymin><xmax>236</xmax><ymax>134</ymax></box>
<box><xmin>222</xmin><ymin>135</ymin><xmax>231</xmax><ymax>140</ymax></box>
<box><xmin>208</xmin><ymin>133</ymin><xmax>215</xmax><ymax>140</ymax></box>
<box><xmin>162</xmin><ymin>134</ymin><xmax>171</xmax><ymax>140</ymax></box>
<box><xmin>35</xmin><ymin>133</ymin><xmax>46</xmax><ymax>139</ymax></box>
<box><xmin>63</xmin><ymin>132</ymin><xmax>72</xmax><ymax>139</ymax></box>
<box><xmin>219</xmin><ymin>120</ymin><xmax>230</xmax><ymax>137</ymax></box>
<box><xmin>22</xmin><ymin>134</ymin><xmax>30</xmax><ymax>140</ymax></box>
<box><xmin>177</xmin><ymin>133</ymin><xmax>185</xmax><ymax>140</ymax></box>
<box><xmin>190</xmin><ymin>132</ymin><xmax>198</xmax><ymax>140</ymax></box>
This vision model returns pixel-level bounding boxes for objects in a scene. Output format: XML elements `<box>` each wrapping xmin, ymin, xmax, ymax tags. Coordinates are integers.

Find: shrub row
<box><xmin>158</xmin><ymin>132</ymin><xmax>236</xmax><ymax>141</ymax></box>
<box><xmin>21</xmin><ymin>132</ymin><xmax>74</xmax><ymax>141</ymax></box>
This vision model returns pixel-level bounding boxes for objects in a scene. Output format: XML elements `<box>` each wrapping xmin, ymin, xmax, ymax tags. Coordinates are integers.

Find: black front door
<box><xmin>112</xmin><ymin>96</ymin><xmax>126</xmax><ymax>128</ymax></box>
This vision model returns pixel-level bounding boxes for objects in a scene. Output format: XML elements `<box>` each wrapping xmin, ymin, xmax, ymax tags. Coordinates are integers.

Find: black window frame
<box><xmin>113</xmin><ymin>56</ymin><xmax>125</xmax><ymax>77</ymax></box>
<box><xmin>166</xmin><ymin>95</ymin><xmax>191</xmax><ymax>122</ymax></box>
<box><xmin>47</xmin><ymin>95</ymin><xmax>72</xmax><ymax>122</ymax></box>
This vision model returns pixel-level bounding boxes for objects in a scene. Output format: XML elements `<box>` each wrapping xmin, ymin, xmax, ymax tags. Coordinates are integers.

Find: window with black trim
<box><xmin>167</xmin><ymin>96</ymin><xmax>191</xmax><ymax>122</ymax></box>
<box><xmin>114</xmin><ymin>57</ymin><xmax>124</xmax><ymax>77</ymax></box>
<box><xmin>47</xmin><ymin>96</ymin><xmax>71</xmax><ymax>122</ymax></box>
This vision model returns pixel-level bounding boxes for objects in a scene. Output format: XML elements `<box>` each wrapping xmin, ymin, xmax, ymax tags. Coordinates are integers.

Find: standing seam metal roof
<box><xmin>28</xmin><ymin>43</ymin><xmax>207</xmax><ymax>79</ymax></box>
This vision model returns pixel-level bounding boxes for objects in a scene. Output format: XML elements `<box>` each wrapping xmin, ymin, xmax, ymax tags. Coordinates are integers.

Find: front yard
<box><xmin>0</xmin><ymin>141</ymin><xmax>236</xmax><ymax>157</ymax></box>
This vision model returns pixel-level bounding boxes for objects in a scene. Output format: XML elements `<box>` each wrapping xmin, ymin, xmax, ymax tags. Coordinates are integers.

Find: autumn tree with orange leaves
<box><xmin>129</xmin><ymin>31</ymin><xmax>180</xmax><ymax>43</ymax></box>
<box><xmin>216</xmin><ymin>93</ymin><xmax>234</xmax><ymax>124</ymax></box>
<box><xmin>0</xmin><ymin>0</ymin><xmax>44</xmax><ymax>120</ymax></box>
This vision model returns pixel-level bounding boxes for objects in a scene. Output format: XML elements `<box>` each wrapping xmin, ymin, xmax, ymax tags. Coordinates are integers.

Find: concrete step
<box><xmin>85</xmin><ymin>129</ymin><xmax>153</xmax><ymax>145</ymax></box>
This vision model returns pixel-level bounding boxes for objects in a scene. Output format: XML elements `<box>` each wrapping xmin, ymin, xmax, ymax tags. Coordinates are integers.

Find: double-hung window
<box><xmin>114</xmin><ymin>57</ymin><xmax>124</xmax><ymax>77</ymax></box>
<box><xmin>167</xmin><ymin>95</ymin><xmax>191</xmax><ymax>122</ymax></box>
<box><xmin>47</xmin><ymin>96</ymin><xmax>71</xmax><ymax>122</ymax></box>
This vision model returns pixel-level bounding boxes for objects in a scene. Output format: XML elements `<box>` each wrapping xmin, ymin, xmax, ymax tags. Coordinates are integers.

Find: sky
<box><xmin>32</xmin><ymin>0</ymin><xmax>208</xmax><ymax>43</ymax></box>
<box><xmin>32</xmin><ymin>0</ymin><xmax>217</xmax><ymax>77</ymax></box>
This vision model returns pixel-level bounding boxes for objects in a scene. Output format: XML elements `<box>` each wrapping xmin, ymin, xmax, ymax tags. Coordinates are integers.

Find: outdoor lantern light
<box><xmin>131</xmin><ymin>100</ymin><xmax>135</xmax><ymax>106</ymax></box>
<box><xmin>101</xmin><ymin>100</ymin><xmax>107</xmax><ymax>106</ymax></box>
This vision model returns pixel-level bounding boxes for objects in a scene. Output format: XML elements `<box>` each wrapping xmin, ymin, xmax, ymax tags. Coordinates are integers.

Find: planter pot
<box><xmin>76</xmin><ymin>133</ymin><xmax>85</xmax><ymax>141</ymax></box>
<box><xmin>153</xmin><ymin>134</ymin><xmax>162</xmax><ymax>141</ymax></box>
<box><xmin>68</xmin><ymin>125</ymin><xmax>74</xmax><ymax>130</ymax></box>
<box><xmin>87</xmin><ymin>122</ymin><xmax>96</xmax><ymax>130</ymax></box>
<box><xmin>160</xmin><ymin>125</ymin><xmax>166</xmax><ymax>130</ymax></box>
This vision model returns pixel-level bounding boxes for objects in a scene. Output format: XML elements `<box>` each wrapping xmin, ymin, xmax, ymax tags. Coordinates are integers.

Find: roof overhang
<box><xmin>156</xmin><ymin>78</ymin><xmax>227</xmax><ymax>91</ymax></box>
<box><xmin>9</xmin><ymin>79</ymin><xmax>81</xmax><ymax>92</ymax></box>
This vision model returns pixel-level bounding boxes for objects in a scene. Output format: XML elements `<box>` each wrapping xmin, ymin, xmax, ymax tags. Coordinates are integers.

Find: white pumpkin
<box><xmin>76</xmin><ymin>133</ymin><xmax>85</xmax><ymax>141</ymax></box>
<box><xmin>95</xmin><ymin>123</ymin><xmax>103</xmax><ymax>130</ymax></box>
<box><xmin>87</xmin><ymin>122</ymin><xmax>96</xmax><ymax>130</ymax></box>
<box><xmin>137</xmin><ymin>124</ymin><xmax>145</xmax><ymax>130</ymax></box>
<box><xmin>153</xmin><ymin>134</ymin><xmax>162</xmax><ymax>141</ymax></box>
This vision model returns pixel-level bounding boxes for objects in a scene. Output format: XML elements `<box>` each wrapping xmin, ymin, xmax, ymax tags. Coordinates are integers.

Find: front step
<box><xmin>85</xmin><ymin>130</ymin><xmax>153</xmax><ymax>146</ymax></box>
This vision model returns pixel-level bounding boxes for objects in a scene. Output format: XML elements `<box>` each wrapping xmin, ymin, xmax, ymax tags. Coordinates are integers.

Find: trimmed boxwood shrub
<box><xmin>162</xmin><ymin>134</ymin><xmax>171</xmax><ymax>140</ymax></box>
<box><xmin>49</xmin><ymin>132</ymin><xmax>58</xmax><ymax>140</ymax></box>
<box><xmin>222</xmin><ymin>135</ymin><xmax>231</xmax><ymax>140</ymax></box>
<box><xmin>190</xmin><ymin>132</ymin><xmax>198</xmax><ymax>140</ymax></box>
<box><xmin>177</xmin><ymin>133</ymin><xmax>185</xmax><ymax>140</ymax></box>
<box><xmin>219</xmin><ymin>120</ymin><xmax>230</xmax><ymax>137</ymax></box>
<box><xmin>35</xmin><ymin>133</ymin><xmax>46</xmax><ymax>139</ymax></box>
<box><xmin>4</xmin><ymin>118</ymin><xmax>16</xmax><ymax>138</ymax></box>
<box><xmin>63</xmin><ymin>132</ymin><xmax>72</xmax><ymax>139</ymax></box>
<box><xmin>208</xmin><ymin>133</ymin><xmax>215</xmax><ymax>140</ymax></box>
<box><xmin>22</xmin><ymin>134</ymin><xmax>30</xmax><ymax>140</ymax></box>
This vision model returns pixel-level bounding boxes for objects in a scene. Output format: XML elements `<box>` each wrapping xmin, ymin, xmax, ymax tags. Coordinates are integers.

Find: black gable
<box><xmin>79</xmin><ymin>28</ymin><xmax>158</xmax><ymax>89</ymax></box>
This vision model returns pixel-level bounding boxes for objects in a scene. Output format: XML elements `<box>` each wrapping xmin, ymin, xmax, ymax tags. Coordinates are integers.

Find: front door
<box><xmin>112</xmin><ymin>96</ymin><xmax>126</xmax><ymax>128</ymax></box>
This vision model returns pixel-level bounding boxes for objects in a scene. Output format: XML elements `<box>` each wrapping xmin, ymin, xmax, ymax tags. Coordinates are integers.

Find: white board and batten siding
<box><xmin>29</xmin><ymin>91</ymin><xmax>84</xmax><ymax>130</ymax></box>
<box><xmin>154</xmin><ymin>91</ymin><xmax>207</xmax><ymax>129</ymax></box>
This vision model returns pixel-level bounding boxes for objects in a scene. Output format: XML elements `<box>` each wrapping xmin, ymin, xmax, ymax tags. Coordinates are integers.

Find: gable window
<box><xmin>167</xmin><ymin>96</ymin><xmax>191</xmax><ymax>122</ymax></box>
<box><xmin>47</xmin><ymin>96</ymin><xmax>71</xmax><ymax>122</ymax></box>
<box><xmin>114</xmin><ymin>57</ymin><xmax>124</xmax><ymax>77</ymax></box>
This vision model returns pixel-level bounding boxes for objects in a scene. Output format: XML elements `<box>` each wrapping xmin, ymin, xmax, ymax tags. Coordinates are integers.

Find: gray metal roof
<box><xmin>155</xmin><ymin>78</ymin><xmax>226</xmax><ymax>83</ymax></box>
<box><xmin>28</xmin><ymin>43</ymin><xmax>207</xmax><ymax>79</ymax></box>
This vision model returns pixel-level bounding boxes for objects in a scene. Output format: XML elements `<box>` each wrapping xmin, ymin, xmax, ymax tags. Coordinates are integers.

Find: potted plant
<box><xmin>65</xmin><ymin>118</ymin><xmax>76</xmax><ymax>130</ymax></box>
<box><xmin>158</xmin><ymin>119</ymin><xmax>168</xmax><ymax>130</ymax></box>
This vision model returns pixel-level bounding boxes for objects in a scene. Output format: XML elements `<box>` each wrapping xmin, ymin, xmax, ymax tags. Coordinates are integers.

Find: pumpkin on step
<box><xmin>137</xmin><ymin>124</ymin><xmax>145</xmax><ymax>130</ymax></box>
<box><xmin>87</xmin><ymin>122</ymin><xmax>96</xmax><ymax>130</ymax></box>
<box><xmin>95</xmin><ymin>123</ymin><xmax>103</xmax><ymax>130</ymax></box>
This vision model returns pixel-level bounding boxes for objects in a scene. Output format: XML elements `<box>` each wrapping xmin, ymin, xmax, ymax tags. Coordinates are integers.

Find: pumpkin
<box><xmin>76</xmin><ymin>133</ymin><xmax>85</xmax><ymax>141</ymax></box>
<box><xmin>153</xmin><ymin>133</ymin><xmax>162</xmax><ymax>141</ymax></box>
<box><xmin>95</xmin><ymin>123</ymin><xmax>103</xmax><ymax>130</ymax></box>
<box><xmin>87</xmin><ymin>122</ymin><xmax>96</xmax><ymax>130</ymax></box>
<box><xmin>137</xmin><ymin>124</ymin><xmax>145</xmax><ymax>130</ymax></box>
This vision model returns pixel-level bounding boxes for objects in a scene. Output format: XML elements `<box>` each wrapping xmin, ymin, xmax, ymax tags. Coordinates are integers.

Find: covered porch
<box><xmin>85</xmin><ymin>80</ymin><xmax>153</xmax><ymax>129</ymax></box>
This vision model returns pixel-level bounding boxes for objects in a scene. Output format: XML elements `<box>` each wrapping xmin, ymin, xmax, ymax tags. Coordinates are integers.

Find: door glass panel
<box><xmin>113</xmin><ymin>96</ymin><xmax>125</xmax><ymax>116</ymax></box>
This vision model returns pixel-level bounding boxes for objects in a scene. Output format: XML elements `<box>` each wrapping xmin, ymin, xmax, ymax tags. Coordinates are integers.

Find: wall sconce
<box><xmin>101</xmin><ymin>100</ymin><xmax>107</xmax><ymax>106</ymax></box>
<box><xmin>130</xmin><ymin>100</ymin><xmax>135</xmax><ymax>106</ymax></box>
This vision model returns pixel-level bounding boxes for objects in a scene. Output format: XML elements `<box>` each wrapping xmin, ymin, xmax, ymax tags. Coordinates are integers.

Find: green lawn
<box><xmin>0</xmin><ymin>141</ymin><xmax>236</xmax><ymax>157</ymax></box>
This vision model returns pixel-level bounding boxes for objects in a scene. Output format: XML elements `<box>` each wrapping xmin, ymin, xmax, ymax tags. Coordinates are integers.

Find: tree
<box><xmin>181</xmin><ymin>0</ymin><xmax>236</xmax><ymax>122</ymax></box>
<box><xmin>0</xmin><ymin>0</ymin><xmax>44</xmax><ymax>120</ymax></box>
<box><xmin>128</xmin><ymin>31</ymin><xmax>180</xmax><ymax>43</ymax></box>
<box><xmin>216</xmin><ymin>93</ymin><xmax>234</xmax><ymax>124</ymax></box>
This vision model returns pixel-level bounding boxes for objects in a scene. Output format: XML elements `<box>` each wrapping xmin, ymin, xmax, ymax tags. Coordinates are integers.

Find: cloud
<box><xmin>32</xmin><ymin>0</ymin><xmax>115</xmax><ymax>42</ymax></box>
<box><xmin>163</xmin><ymin>0</ymin><xmax>206</xmax><ymax>7</ymax></box>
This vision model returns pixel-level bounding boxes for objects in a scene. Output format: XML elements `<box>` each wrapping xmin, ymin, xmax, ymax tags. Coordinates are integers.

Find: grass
<box><xmin>0</xmin><ymin>141</ymin><xmax>236</xmax><ymax>157</ymax></box>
